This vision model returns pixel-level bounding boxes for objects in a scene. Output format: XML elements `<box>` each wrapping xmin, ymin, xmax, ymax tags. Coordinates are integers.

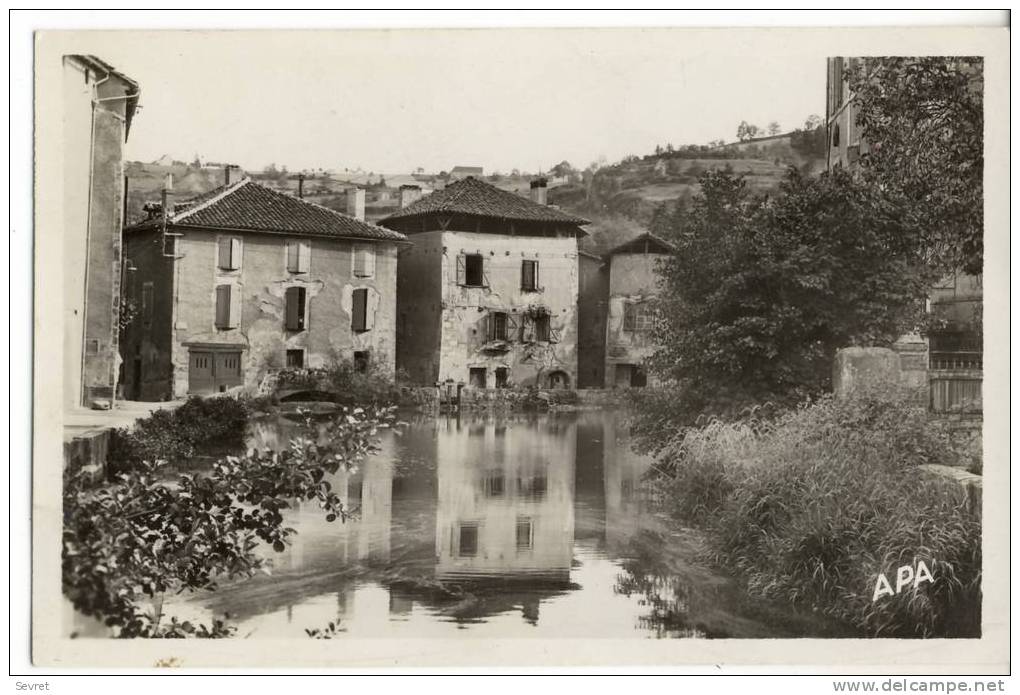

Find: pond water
<box><xmin>157</xmin><ymin>409</ymin><xmax>858</xmax><ymax>639</ymax></box>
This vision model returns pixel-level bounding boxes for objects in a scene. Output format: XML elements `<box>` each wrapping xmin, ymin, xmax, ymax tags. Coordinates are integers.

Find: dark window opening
<box><xmin>489</xmin><ymin>311</ymin><xmax>509</xmax><ymax>341</ymax></box>
<box><xmin>534</xmin><ymin>312</ymin><xmax>551</xmax><ymax>342</ymax></box>
<box><xmin>631</xmin><ymin>365</ymin><xmax>648</xmax><ymax>388</ymax></box>
<box><xmin>354</xmin><ymin>350</ymin><xmax>370</xmax><ymax>373</ymax></box>
<box><xmin>286</xmin><ymin>349</ymin><xmax>304</xmax><ymax>368</ymax></box>
<box><xmin>495</xmin><ymin>367</ymin><xmax>509</xmax><ymax>389</ymax></box>
<box><xmin>484</xmin><ymin>473</ymin><xmax>505</xmax><ymax>498</ymax></box>
<box><xmin>464</xmin><ymin>253</ymin><xmax>484</xmax><ymax>287</ymax></box>
<box><xmin>285</xmin><ymin>286</ymin><xmax>306</xmax><ymax>331</ymax></box>
<box><xmin>831</xmin><ymin>123</ymin><xmax>840</xmax><ymax>147</ymax></box>
<box><xmin>517</xmin><ymin>476</ymin><xmax>547</xmax><ymax>500</ymax></box>
<box><xmin>521</xmin><ymin>260</ymin><xmax>539</xmax><ymax>291</ymax></box>
<box><xmin>458</xmin><ymin>524</ymin><xmax>479</xmax><ymax>557</ymax></box>
<box><xmin>469</xmin><ymin>367</ymin><xmax>487</xmax><ymax>388</ymax></box>
<box><xmin>516</xmin><ymin>518</ymin><xmax>533</xmax><ymax>551</ymax></box>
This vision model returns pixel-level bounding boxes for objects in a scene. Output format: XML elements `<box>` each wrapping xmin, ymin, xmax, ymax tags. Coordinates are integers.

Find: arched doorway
<box><xmin>547</xmin><ymin>370</ymin><xmax>570</xmax><ymax>389</ymax></box>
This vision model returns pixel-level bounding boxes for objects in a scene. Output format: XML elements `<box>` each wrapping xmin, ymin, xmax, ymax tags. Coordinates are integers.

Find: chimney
<box><xmin>530</xmin><ymin>177</ymin><xmax>548</xmax><ymax>206</ymax></box>
<box><xmin>346</xmin><ymin>187</ymin><xmax>365</xmax><ymax>221</ymax></box>
<box><xmin>297</xmin><ymin>173</ymin><xmax>306</xmax><ymax>199</ymax></box>
<box><xmin>224</xmin><ymin>164</ymin><xmax>236</xmax><ymax>186</ymax></box>
<box><xmin>399</xmin><ymin>184</ymin><xmax>422</xmax><ymax>209</ymax></box>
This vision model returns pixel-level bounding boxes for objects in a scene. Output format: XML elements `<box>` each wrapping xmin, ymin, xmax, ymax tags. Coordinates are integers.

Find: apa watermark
<box><xmin>872</xmin><ymin>559</ymin><xmax>935</xmax><ymax>602</ymax></box>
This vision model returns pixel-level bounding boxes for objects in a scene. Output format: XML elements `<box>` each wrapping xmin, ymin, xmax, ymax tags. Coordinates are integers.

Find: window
<box><xmin>217</xmin><ymin>236</ymin><xmax>242</xmax><ymax>271</ymax></box>
<box><xmin>351</xmin><ymin>288</ymin><xmax>370</xmax><ymax>332</ymax></box>
<box><xmin>353</xmin><ymin>245</ymin><xmax>375</xmax><ymax>278</ymax></box>
<box><xmin>831</xmin><ymin>123</ymin><xmax>840</xmax><ymax>148</ymax></box>
<box><xmin>623</xmin><ymin>302</ymin><xmax>654</xmax><ymax>332</ymax></box>
<box><xmin>286</xmin><ymin>349</ymin><xmax>304</xmax><ymax>368</ymax></box>
<box><xmin>141</xmin><ymin>282</ymin><xmax>154</xmax><ymax>326</ymax></box>
<box><xmin>458</xmin><ymin>523</ymin><xmax>479</xmax><ymax>557</ymax></box>
<box><xmin>521</xmin><ymin>260</ymin><xmax>539</xmax><ymax>291</ymax></box>
<box><xmin>484</xmin><ymin>473</ymin><xmax>505</xmax><ymax>498</ymax></box>
<box><xmin>517</xmin><ymin>476</ymin><xmax>547</xmax><ymax>500</ymax></box>
<box><xmin>286</xmin><ymin>240</ymin><xmax>311</xmax><ymax>274</ymax></box>
<box><xmin>469</xmin><ymin>367</ymin><xmax>487</xmax><ymax>388</ymax></box>
<box><xmin>457</xmin><ymin>253</ymin><xmax>486</xmax><ymax>287</ymax></box>
<box><xmin>284</xmin><ymin>286</ymin><xmax>306</xmax><ymax>331</ymax></box>
<box><xmin>534</xmin><ymin>312</ymin><xmax>551</xmax><ymax>342</ymax></box>
<box><xmin>495</xmin><ymin>367</ymin><xmax>509</xmax><ymax>389</ymax></box>
<box><xmin>215</xmin><ymin>284</ymin><xmax>241</xmax><ymax>329</ymax></box>
<box><xmin>353</xmin><ymin>350</ymin><xmax>370</xmax><ymax>373</ymax></box>
<box><xmin>516</xmin><ymin>518</ymin><xmax>533</xmax><ymax>551</ymax></box>
<box><xmin>488</xmin><ymin>311</ymin><xmax>509</xmax><ymax>341</ymax></box>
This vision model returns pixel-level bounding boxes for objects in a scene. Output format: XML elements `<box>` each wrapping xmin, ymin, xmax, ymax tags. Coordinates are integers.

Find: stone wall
<box><xmin>124</xmin><ymin>227</ymin><xmax>400</xmax><ymax>400</ymax></box>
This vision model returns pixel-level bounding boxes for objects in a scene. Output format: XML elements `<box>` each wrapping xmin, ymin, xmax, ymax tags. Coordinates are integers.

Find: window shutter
<box><xmin>486</xmin><ymin>313</ymin><xmax>495</xmax><ymax>341</ymax></box>
<box><xmin>352</xmin><ymin>288</ymin><xmax>368</xmax><ymax>331</ymax></box>
<box><xmin>228</xmin><ymin>284</ymin><xmax>241</xmax><ymax>328</ymax></box>
<box><xmin>298</xmin><ymin>241</ymin><xmax>311</xmax><ymax>273</ymax></box>
<box><xmin>456</xmin><ymin>254</ymin><xmax>466</xmax><ymax>286</ymax></box>
<box><xmin>364</xmin><ymin>289</ymin><xmax>375</xmax><ymax>330</ymax></box>
<box><xmin>230</xmin><ymin>238</ymin><xmax>242</xmax><ymax>270</ymax></box>
<box><xmin>218</xmin><ymin>237</ymin><xmax>232</xmax><ymax>269</ymax></box>
<box><xmin>521</xmin><ymin>261</ymin><xmax>527</xmax><ymax>289</ymax></box>
<box><xmin>534</xmin><ymin>261</ymin><xmax>540</xmax><ymax>290</ymax></box>
<box><xmin>353</xmin><ymin>247</ymin><xmax>366</xmax><ymax>276</ymax></box>
<box><xmin>624</xmin><ymin>303</ymin><xmax>635</xmax><ymax>331</ymax></box>
<box><xmin>215</xmin><ymin>285</ymin><xmax>230</xmax><ymax>328</ymax></box>
<box><xmin>482</xmin><ymin>255</ymin><xmax>490</xmax><ymax>287</ymax></box>
<box><xmin>286</xmin><ymin>241</ymin><xmax>299</xmax><ymax>273</ymax></box>
<box><xmin>285</xmin><ymin>286</ymin><xmax>305</xmax><ymax>331</ymax></box>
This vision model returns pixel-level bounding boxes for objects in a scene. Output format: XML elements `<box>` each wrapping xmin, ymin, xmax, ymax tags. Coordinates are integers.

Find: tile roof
<box><xmin>379</xmin><ymin>176</ymin><xmax>590</xmax><ymax>227</ymax></box>
<box><xmin>605</xmin><ymin>231</ymin><xmax>678</xmax><ymax>256</ymax></box>
<box><xmin>125</xmin><ymin>178</ymin><xmax>407</xmax><ymax>243</ymax></box>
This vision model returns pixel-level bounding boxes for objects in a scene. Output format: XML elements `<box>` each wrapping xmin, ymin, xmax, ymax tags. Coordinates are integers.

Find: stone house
<box><xmin>379</xmin><ymin>176</ymin><xmax>589</xmax><ymax>389</ymax></box>
<box><xmin>120</xmin><ymin>177</ymin><xmax>407</xmax><ymax>399</ymax></box>
<box><xmin>62</xmin><ymin>55</ymin><xmax>139</xmax><ymax>409</ymax></box>
<box><xmin>826</xmin><ymin>56</ymin><xmax>982</xmax><ymax>412</ymax></box>
<box><xmin>604</xmin><ymin>232</ymin><xmax>676</xmax><ymax>388</ymax></box>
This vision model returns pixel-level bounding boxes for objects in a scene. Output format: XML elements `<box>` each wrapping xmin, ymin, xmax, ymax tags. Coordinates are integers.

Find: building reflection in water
<box><xmin>434</xmin><ymin>413</ymin><xmax>575</xmax><ymax>585</ymax></box>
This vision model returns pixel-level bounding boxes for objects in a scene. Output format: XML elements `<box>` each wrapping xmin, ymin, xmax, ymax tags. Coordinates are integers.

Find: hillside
<box><xmin>550</xmin><ymin>128</ymin><xmax>828</xmax><ymax>251</ymax></box>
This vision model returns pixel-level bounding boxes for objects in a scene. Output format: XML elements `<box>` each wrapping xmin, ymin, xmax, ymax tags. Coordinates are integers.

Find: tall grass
<box><xmin>652</xmin><ymin>385</ymin><xmax>981</xmax><ymax>637</ymax></box>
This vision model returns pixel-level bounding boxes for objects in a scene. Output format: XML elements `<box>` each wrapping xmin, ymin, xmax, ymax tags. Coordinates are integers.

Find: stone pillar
<box><xmin>832</xmin><ymin>347</ymin><xmax>901</xmax><ymax>399</ymax></box>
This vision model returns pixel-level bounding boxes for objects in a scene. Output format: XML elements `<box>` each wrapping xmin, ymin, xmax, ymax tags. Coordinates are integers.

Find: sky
<box><xmin>83</xmin><ymin>29</ymin><xmax>825</xmax><ymax>175</ymax></box>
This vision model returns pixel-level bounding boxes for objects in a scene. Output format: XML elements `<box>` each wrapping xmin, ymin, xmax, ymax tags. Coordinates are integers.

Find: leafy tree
<box><xmin>64</xmin><ymin>406</ymin><xmax>398</xmax><ymax>637</ymax></box>
<box><xmin>848</xmin><ymin>57</ymin><xmax>983</xmax><ymax>275</ymax></box>
<box><xmin>803</xmin><ymin>114</ymin><xmax>823</xmax><ymax>130</ymax></box>
<box><xmin>736</xmin><ymin>121</ymin><xmax>761</xmax><ymax>141</ymax></box>
<box><xmin>648</xmin><ymin>169</ymin><xmax>935</xmax><ymax>426</ymax></box>
<box><xmin>767</xmin><ymin>121</ymin><xmax>781</xmax><ymax>136</ymax></box>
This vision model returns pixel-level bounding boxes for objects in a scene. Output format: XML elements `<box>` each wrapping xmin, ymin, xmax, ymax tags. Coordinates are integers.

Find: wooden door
<box><xmin>213</xmin><ymin>352</ymin><xmax>244</xmax><ymax>392</ymax></box>
<box><xmin>188</xmin><ymin>351</ymin><xmax>215</xmax><ymax>394</ymax></box>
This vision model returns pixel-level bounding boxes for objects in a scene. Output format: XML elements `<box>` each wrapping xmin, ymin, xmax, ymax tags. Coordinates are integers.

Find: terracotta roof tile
<box><xmin>379</xmin><ymin>176</ymin><xmax>589</xmax><ymax>227</ymax></box>
<box><xmin>126</xmin><ymin>178</ymin><xmax>407</xmax><ymax>243</ymax></box>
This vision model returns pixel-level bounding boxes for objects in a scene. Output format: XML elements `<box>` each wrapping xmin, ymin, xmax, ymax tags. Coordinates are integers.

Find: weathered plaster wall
<box><xmin>436</xmin><ymin>230</ymin><xmax>579</xmax><ymax>388</ymax></box>
<box><xmin>121</xmin><ymin>229</ymin><xmax>176</xmax><ymax>400</ymax></box>
<box><xmin>395</xmin><ymin>231</ymin><xmax>444</xmax><ymax>383</ymax></box>
<box><xmin>63</xmin><ymin>59</ymin><xmax>94</xmax><ymax>409</ymax></box>
<box><xmin>63</xmin><ymin>58</ymin><xmax>130</xmax><ymax>407</ymax></box>
<box><xmin>127</xmin><ymin>227</ymin><xmax>397</xmax><ymax>399</ymax></box>
<box><xmin>577</xmin><ymin>254</ymin><xmax>608</xmax><ymax>388</ymax></box>
<box><xmin>605</xmin><ymin>252</ymin><xmax>668</xmax><ymax>385</ymax></box>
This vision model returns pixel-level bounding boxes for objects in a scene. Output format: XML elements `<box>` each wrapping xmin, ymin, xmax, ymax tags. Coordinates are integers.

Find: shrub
<box><xmin>107</xmin><ymin>395</ymin><xmax>266</xmax><ymax>477</ymax></box>
<box><xmin>652</xmin><ymin>386</ymin><xmax>981</xmax><ymax>637</ymax></box>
